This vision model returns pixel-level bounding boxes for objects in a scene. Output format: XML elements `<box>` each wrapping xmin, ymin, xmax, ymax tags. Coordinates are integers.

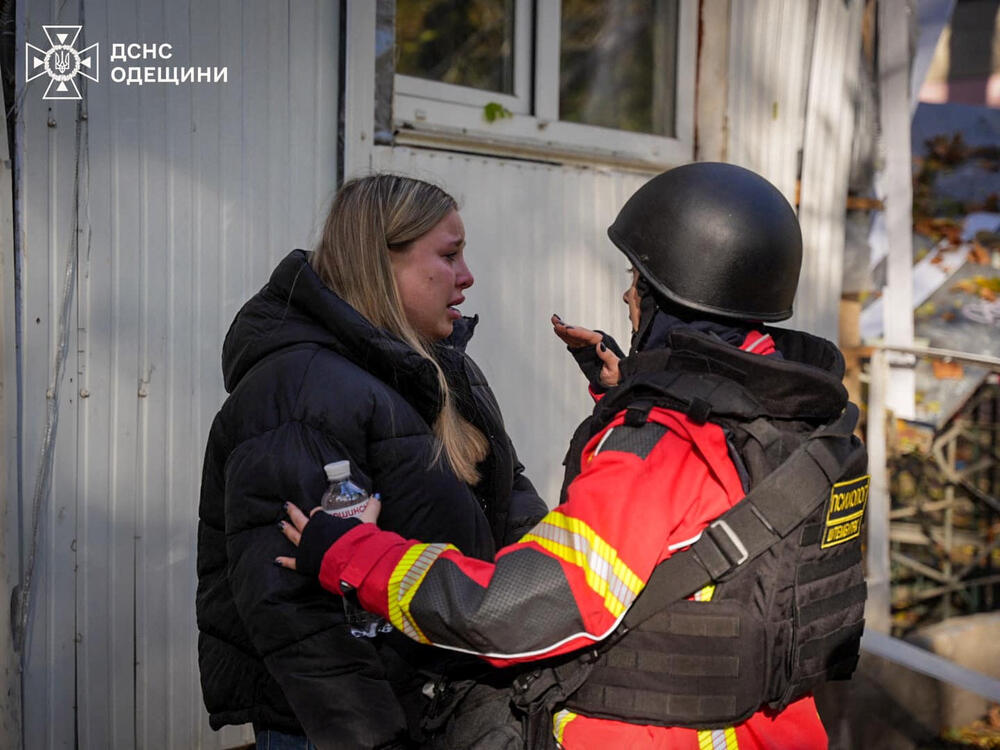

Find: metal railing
<box><xmin>864</xmin><ymin>343</ymin><xmax>1000</xmax><ymax>699</ymax></box>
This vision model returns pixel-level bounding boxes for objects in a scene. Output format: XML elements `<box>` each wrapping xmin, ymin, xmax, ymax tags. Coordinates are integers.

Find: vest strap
<box><xmin>623</xmin><ymin>404</ymin><xmax>862</xmax><ymax>632</ymax></box>
<box><xmin>569</xmin><ymin>684</ymin><xmax>738</xmax><ymax>724</ymax></box>
<box><xmin>625</xmin><ymin>401</ymin><xmax>653</xmax><ymax>427</ymax></box>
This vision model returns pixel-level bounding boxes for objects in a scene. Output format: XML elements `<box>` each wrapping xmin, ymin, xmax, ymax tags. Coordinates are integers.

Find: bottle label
<box><xmin>325</xmin><ymin>498</ymin><xmax>369</xmax><ymax>519</ymax></box>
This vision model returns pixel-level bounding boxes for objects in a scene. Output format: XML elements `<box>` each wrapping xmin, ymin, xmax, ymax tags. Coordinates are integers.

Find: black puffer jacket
<box><xmin>197</xmin><ymin>250</ymin><xmax>547</xmax><ymax>749</ymax></box>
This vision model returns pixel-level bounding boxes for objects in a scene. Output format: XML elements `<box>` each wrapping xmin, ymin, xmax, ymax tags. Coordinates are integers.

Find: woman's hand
<box><xmin>551</xmin><ymin>314</ymin><xmax>623</xmax><ymax>389</ymax></box>
<box><xmin>275</xmin><ymin>495</ymin><xmax>382</xmax><ymax>572</ymax></box>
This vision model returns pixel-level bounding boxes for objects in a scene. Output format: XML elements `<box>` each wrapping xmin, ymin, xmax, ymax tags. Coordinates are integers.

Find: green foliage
<box><xmin>483</xmin><ymin>101</ymin><xmax>512</xmax><ymax>123</ymax></box>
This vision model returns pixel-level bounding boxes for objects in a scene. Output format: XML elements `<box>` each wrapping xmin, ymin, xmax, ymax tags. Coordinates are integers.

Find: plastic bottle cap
<box><xmin>323</xmin><ymin>461</ymin><xmax>351</xmax><ymax>482</ymax></box>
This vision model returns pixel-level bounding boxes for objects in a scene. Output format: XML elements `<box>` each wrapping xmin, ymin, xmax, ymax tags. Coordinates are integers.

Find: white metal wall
<box><xmin>727</xmin><ymin>0</ymin><xmax>863</xmax><ymax>342</ymax></box>
<box><xmin>795</xmin><ymin>0</ymin><xmax>864</xmax><ymax>339</ymax></box>
<box><xmin>728</xmin><ymin>0</ymin><xmax>813</xmax><ymax>206</ymax></box>
<box><xmin>373</xmin><ymin>147</ymin><xmax>642</xmax><ymax>503</ymax></box>
<box><xmin>13</xmin><ymin>1</ymin><xmax>339</xmax><ymax>747</ymax></box>
<box><xmin>1</xmin><ymin>58</ymin><xmax>21</xmax><ymax>750</ymax></box>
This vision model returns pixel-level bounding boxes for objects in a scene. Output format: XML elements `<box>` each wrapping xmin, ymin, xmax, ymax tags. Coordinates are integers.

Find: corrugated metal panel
<box><xmin>793</xmin><ymin>0</ymin><xmax>864</xmax><ymax>340</ymax></box>
<box><xmin>727</xmin><ymin>0</ymin><xmax>813</xmax><ymax>207</ymax></box>
<box><xmin>15</xmin><ymin>2</ymin><xmax>339</xmax><ymax>748</ymax></box>
<box><xmin>728</xmin><ymin>0</ymin><xmax>861</xmax><ymax>341</ymax></box>
<box><xmin>373</xmin><ymin>147</ymin><xmax>644</xmax><ymax>503</ymax></box>
<box><xmin>15</xmin><ymin>3</ymin><xmax>84</xmax><ymax>748</ymax></box>
<box><xmin>0</xmin><ymin>65</ymin><xmax>20</xmax><ymax>750</ymax></box>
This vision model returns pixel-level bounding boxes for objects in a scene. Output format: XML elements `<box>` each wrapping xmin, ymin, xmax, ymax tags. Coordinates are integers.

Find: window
<box><xmin>395</xmin><ymin>0</ymin><xmax>531</xmax><ymax>113</ymax></box>
<box><xmin>558</xmin><ymin>0</ymin><xmax>678</xmax><ymax>138</ymax></box>
<box><xmin>387</xmin><ymin>0</ymin><xmax>696</xmax><ymax>167</ymax></box>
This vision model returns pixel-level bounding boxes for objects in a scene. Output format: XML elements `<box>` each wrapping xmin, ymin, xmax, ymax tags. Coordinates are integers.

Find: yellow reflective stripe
<box><xmin>386</xmin><ymin>542</ymin><xmax>455</xmax><ymax>643</ymax></box>
<box><xmin>693</xmin><ymin>584</ymin><xmax>716</xmax><ymax>601</ymax></box>
<box><xmin>697</xmin><ymin>728</ymin><xmax>739</xmax><ymax>750</ymax></box>
<box><xmin>544</xmin><ymin>512</ymin><xmax>645</xmax><ymax>596</ymax></box>
<box><xmin>552</xmin><ymin>709</ymin><xmax>578</xmax><ymax>745</ymax></box>
<box><xmin>523</xmin><ymin>511</ymin><xmax>644</xmax><ymax>619</ymax></box>
<box><xmin>386</xmin><ymin>545</ymin><xmax>423</xmax><ymax>633</ymax></box>
<box><xmin>523</xmin><ymin>533</ymin><xmax>628</xmax><ymax>617</ymax></box>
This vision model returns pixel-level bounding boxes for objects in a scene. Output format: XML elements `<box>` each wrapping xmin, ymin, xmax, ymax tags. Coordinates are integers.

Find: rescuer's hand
<box><xmin>551</xmin><ymin>314</ymin><xmax>623</xmax><ymax>389</ymax></box>
<box><xmin>275</xmin><ymin>496</ymin><xmax>382</xmax><ymax>574</ymax></box>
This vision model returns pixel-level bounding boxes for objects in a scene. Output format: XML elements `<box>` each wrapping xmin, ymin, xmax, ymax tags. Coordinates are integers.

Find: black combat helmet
<box><xmin>608</xmin><ymin>162</ymin><xmax>803</xmax><ymax>322</ymax></box>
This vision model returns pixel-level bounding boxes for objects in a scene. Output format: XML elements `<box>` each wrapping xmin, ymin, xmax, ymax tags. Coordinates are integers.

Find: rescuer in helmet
<box><xmin>554</xmin><ymin>161</ymin><xmax>804</xmax><ymax>387</ymax></box>
<box><xmin>276</xmin><ymin>162</ymin><xmax>868</xmax><ymax>750</ymax></box>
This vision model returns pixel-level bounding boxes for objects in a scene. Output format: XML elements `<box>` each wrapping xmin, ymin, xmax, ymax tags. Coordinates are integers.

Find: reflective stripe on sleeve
<box><xmin>522</xmin><ymin>512</ymin><xmax>643</xmax><ymax>618</ymax></box>
<box><xmin>386</xmin><ymin>542</ymin><xmax>457</xmax><ymax>642</ymax></box>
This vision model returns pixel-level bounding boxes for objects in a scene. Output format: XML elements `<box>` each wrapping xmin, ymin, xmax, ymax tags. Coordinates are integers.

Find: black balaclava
<box><xmin>629</xmin><ymin>275</ymin><xmax>780</xmax><ymax>358</ymax></box>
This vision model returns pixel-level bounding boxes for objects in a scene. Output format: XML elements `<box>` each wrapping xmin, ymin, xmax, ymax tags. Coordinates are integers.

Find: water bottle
<box><xmin>320</xmin><ymin>461</ymin><xmax>393</xmax><ymax>638</ymax></box>
<box><xmin>321</xmin><ymin>460</ymin><xmax>371</xmax><ymax>518</ymax></box>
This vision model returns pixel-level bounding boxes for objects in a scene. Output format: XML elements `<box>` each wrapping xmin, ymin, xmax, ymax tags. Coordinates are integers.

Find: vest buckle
<box><xmin>703</xmin><ymin>518</ymin><xmax>750</xmax><ymax>575</ymax></box>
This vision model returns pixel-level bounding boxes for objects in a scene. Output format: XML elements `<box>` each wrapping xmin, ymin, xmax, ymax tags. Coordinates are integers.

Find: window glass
<box><xmin>396</xmin><ymin>0</ymin><xmax>517</xmax><ymax>94</ymax></box>
<box><xmin>560</xmin><ymin>0</ymin><xmax>678</xmax><ymax>136</ymax></box>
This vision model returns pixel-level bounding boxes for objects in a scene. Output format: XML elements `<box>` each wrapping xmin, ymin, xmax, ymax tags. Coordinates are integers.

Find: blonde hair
<box><xmin>312</xmin><ymin>174</ymin><xmax>489</xmax><ymax>485</ymax></box>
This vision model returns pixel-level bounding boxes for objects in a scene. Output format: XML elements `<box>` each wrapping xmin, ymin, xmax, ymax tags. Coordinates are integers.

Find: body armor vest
<box><xmin>515</xmin><ymin>328</ymin><xmax>869</xmax><ymax>737</ymax></box>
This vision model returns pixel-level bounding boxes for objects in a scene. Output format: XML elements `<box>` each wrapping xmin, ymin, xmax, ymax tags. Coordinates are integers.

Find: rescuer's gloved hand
<box><xmin>275</xmin><ymin>497</ymin><xmax>381</xmax><ymax>575</ymax></box>
<box><xmin>551</xmin><ymin>314</ymin><xmax>624</xmax><ymax>390</ymax></box>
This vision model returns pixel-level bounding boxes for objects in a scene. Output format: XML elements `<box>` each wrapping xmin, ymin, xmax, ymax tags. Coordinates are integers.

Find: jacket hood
<box><xmin>221</xmin><ymin>250</ymin><xmax>477</xmax><ymax>424</ymax></box>
<box><xmin>637</xmin><ymin>306</ymin><xmax>783</xmax><ymax>357</ymax></box>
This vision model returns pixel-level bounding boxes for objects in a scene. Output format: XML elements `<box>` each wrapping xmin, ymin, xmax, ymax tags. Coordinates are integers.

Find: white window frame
<box><xmin>392</xmin><ymin>0</ymin><xmax>697</xmax><ymax>169</ymax></box>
